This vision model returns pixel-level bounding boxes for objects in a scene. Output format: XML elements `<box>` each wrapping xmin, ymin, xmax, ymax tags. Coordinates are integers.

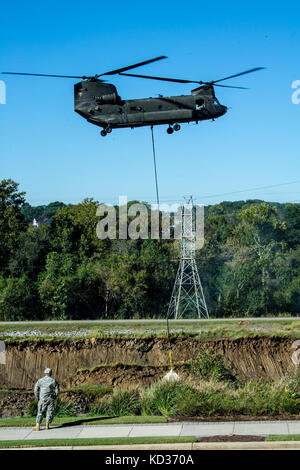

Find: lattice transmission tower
<box><xmin>167</xmin><ymin>197</ymin><xmax>209</xmax><ymax>319</ymax></box>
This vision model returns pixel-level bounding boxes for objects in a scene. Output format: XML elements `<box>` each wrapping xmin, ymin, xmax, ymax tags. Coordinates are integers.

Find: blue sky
<box><xmin>1</xmin><ymin>0</ymin><xmax>300</xmax><ymax>206</ymax></box>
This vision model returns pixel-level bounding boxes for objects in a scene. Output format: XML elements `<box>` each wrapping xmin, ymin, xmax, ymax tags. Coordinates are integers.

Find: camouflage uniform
<box><xmin>34</xmin><ymin>373</ymin><xmax>59</xmax><ymax>425</ymax></box>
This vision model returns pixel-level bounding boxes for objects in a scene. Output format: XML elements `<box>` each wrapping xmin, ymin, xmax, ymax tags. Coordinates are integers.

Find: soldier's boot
<box><xmin>32</xmin><ymin>423</ymin><xmax>40</xmax><ymax>431</ymax></box>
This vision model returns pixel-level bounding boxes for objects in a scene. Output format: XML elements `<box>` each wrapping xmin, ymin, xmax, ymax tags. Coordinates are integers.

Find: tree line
<box><xmin>1</xmin><ymin>178</ymin><xmax>300</xmax><ymax>320</ymax></box>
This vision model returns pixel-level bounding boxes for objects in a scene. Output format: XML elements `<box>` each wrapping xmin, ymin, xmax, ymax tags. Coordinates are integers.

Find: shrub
<box><xmin>280</xmin><ymin>365</ymin><xmax>300</xmax><ymax>396</ymax></box>
<box><xmin>172</xmin><ymin>385</ymin><xmax>203</xmax><ymax>417</ymax></box>
<box><xmin>89</xmin><ymin>389</ymin><xmax>141</xmax><ymax>416</ymax></box>
<box><xmin>54</xmin><ymin>398</ymin><xmax>76</xmax><ymax>417</ymax></box>
<box><xmin>234</xmin><ymin>382</ymin><xmax>300</xmax><ymax>416</ymax></box>
<box><xmin>89</xmin><ymin>395</ymin><xmax>112</xmax><ymax>416</ymax></box>
<box><xmin>142</xmin><ymin>382</ymin><xmax>189</xmax><ymax>417</ymax></box>
<box><xmin>26</xmin><ymin>398</ymin><xmax>76</xmax><ymax>418</ymax></box>
<box><xmin>188</xmin><ymin>349</ymin><xmax>232</xmax><ymax>382</ymax></box>
<box><xmin>110</xmin><ymin>389</ymin><xmax>141</xmax><ymax>416</ymax></box>
<box><xmin>26</xmin><ymin>400</ymin><xmax>38</xmax><ymax>417</ymax></box>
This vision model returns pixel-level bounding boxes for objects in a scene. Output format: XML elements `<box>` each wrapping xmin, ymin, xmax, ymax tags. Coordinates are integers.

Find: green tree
<box><xmin>50</xmin><ymin>198</ymin><xmax>108</xmax><ymax>261</ymax></box>
<box><xmin>228</xmin><ymin>203</ymin><xmax>287</xmax><ymax>315</ymax></box>
<box><xmin>0</xmin><ymin>274</ymin><xmax>42</xmax><ymax>320</ymax></box>
<box><xmin>9</xmin><ymin>224</ymin><xmax>50</xmax><ymax>279</ymax></box>
<box><xmin>0</xmin><ymin>179</ymin><xmax>26</xmax><ymax>268</ymax></box>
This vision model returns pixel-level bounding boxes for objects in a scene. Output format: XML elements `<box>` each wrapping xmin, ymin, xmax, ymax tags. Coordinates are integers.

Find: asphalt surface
<box><xmin>0</xmin><ymin>318</ymin><xmax>298</xmax><ymax>325</ymax></box>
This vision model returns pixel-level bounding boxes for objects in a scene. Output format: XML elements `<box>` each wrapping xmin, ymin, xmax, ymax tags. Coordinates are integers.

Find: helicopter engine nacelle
<box><xmin>74</xmin><ymin>80</ymin><xmax>120</xmax><ymax>115</ymax></box>
<box><xmin>95</xmin><ymin>93</ymin><xmax>118</xmax><ymax>104</ymax></box>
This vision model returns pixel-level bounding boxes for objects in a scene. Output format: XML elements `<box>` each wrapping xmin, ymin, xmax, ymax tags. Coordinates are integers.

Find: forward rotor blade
<box><xmin>2</xmin><ymin>71</ymin><xmax>86</xmax><ymax>78</ymax></box>
<box><xmin>99</xmin><ymin>56</ymin><xmax>167</xmax><ymax>76</ymax></box>
<box><xmin>212</xmin><ymin>67</ymin><xmax>265</xmax><ymax>84</ymax></box>
<box><xmin>119</xmin><ymin>72</ymin><xmax>200</xmax><ymax>84</ymax></box>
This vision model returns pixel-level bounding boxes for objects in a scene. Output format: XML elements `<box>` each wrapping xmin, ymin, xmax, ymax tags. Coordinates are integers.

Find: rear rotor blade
<box><xmin>98</xmin><ymin>56</ymin><xmax>167</xmax><ymax>76</ymax></box>
<box><xmin>212</xmin><ymin>67</ymin><xmax>265</xmax><ymax>84</ymax></box>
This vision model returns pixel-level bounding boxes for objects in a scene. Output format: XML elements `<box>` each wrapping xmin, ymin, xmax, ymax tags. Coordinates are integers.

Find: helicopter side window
<box><xmin>195</xmin><ymin>98</ymin><xmax>205</xmax><ymax>109</ymax></box>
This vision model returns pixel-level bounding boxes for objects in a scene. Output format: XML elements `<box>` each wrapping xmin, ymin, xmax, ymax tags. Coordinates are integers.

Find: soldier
<box><xmin>32</xmin><ymin>368</ymin><xmax>60</xmax><ymax>431</ymax></box>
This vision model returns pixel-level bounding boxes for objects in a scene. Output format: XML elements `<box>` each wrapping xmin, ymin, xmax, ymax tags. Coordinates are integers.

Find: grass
<box><xmin>0</xmin><ymin>436</ymin><xmax>196</xmax><ymax>448</ymax></box>
<box><xmin>0</xmin><ymin>318</ymin><xmax>300</xmax><ymax>340</ymax></box>
<box><xmin>0</xmin><ymin>414</ymin><xmax>166</xmax><ymax>427</ymax></box>
<box><xmin>1</xmin><ymin>435</ymin><xmax>300</xmax><ymax>448</ymax></box>
<box><xmin>67</xmin><ymin>383</ymin><xmax>112</xmax><ymax>396</ymax></box>
<box><xmin>1</xmin><ymin>434</ymin><xmax>300</xmax><ymax>448</ymax></box>
<box><xmin>267</xmin><ymin>435</ymin><xmax>300</xmax><ymax>441</ymax></box>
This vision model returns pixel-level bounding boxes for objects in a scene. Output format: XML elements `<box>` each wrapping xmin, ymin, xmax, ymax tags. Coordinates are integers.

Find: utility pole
<box><xmin>167</xmin><ymin>196</ymin><xmax>209</xmax><ymax>319</ymax></box>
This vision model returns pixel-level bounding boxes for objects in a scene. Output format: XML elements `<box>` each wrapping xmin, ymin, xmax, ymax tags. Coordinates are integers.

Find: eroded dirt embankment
<box><xmin>0</xmin><ymin>336</ymin><xmax>295</xmax><ymax>390</ymax></box>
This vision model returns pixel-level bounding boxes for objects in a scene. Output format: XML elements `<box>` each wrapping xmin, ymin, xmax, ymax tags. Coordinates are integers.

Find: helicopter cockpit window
<box><xmin>195</xmin><ymin>97</ymin><xmax>205</xmax><ymax>109</ymax></box>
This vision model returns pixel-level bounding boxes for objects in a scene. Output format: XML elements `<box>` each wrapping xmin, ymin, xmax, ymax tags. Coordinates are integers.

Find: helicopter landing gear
<box><xmin>167</xmin><ymin>124</ymin><xmax>181</xmax><ymax>134</ymax></box>
<box><xmin>100</xmin><ymin>126</ymin><xmax>112</xmax><ymax>137</ymax></box>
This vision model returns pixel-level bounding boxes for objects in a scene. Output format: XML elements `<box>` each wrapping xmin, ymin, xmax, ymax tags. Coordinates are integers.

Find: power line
<box><xmin>88</xmin><ymin>180</ymin><xmax>300</xmax><ymax>205</ymax></box>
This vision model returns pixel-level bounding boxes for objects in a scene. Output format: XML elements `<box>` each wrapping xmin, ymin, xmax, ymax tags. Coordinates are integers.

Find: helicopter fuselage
<box><xmin>3</xmin><ymin>56</ymin><xmax>263</xmax><ymax>136</ymax></box>
<box><xmin>74</xmin><ymin>79</ymin><xmax>227</xmax><ymax>133</ymax></box>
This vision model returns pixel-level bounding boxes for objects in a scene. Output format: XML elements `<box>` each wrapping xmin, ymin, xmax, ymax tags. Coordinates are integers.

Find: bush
<box><xmin>171</xmin><ymin>385</ymin><xmax>203</xmax><ymax>417</ymax></box>
<box><xmin>189</xmin><ymin>349</ymin><xmax>232</xmax><ymax>382</ymax></box>
<box><xmin>89</xmin><ymin>395</ymin><xmax>112</xmax><ymax>416</ymax></box>
<box><xmin>89</xmin><ymin>389</ymin><xmax>141</xmax><ymax>416</ymax></box>
<box><xmin>54</xmin><ymin>398</ymin><xmax>76</xmax><ymax>417</ymax></box>
<box><xmin>141</xmin><ymin>380</ymin><xmax>300</xmax><ymax>418</ymax></box>
<box><xmin>142</xmin><ymin>382</ymin><xmax>187</xmax><ymax>417</ymax></box>
<box><xmin>26</xmin><ymin>398</ymin><xmax>76</xmax><ymax>418</ymax></box>
<box><xmin>110</xmin><ymin>389</ymin><xmax>141</xmax><ymax>416</ymax></box>
<box><xmin>280</xmin><ymin>365</ymin><xmax>300</xmax><ymax>396</ymax></box>
<box><xmin>26</xmin><ymin>400</ymin><xmax>38</xmax><ymax>417</ymax></box>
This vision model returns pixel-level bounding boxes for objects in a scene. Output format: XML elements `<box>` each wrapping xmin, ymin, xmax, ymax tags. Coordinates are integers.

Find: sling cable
<box><xmin>150</xmin><ymin>126</ymin><xmax>179</xmax><ymax>382</ymax></box>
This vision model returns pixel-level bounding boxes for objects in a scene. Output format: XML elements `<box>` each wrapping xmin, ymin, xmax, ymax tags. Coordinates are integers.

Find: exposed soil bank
<box><xmin>0</xmin><ymin>336</ymin><xmax>296</xmax><ymax>390</ymax></box>
<box><xmin>0</xmin><ymin>390</ymin><xmax>91</xmax><ymax>418</ymax></box>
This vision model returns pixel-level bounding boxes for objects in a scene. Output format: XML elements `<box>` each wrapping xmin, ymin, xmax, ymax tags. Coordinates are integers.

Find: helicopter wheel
<box><xmin>167</xmin><ymin>126</ymin><xmax>174</xmax><ymax>134</ymax></box>
<box><xmin>106</xmin><ymin>126</ymin><xmax>112</xmax><ymax>134</ymax></box>
<box><xmin>100</xmin><ymin>130</ymin><xmax>107</xmax><ymax>137</ymax></box>
<box><xmin>173</xmin><ymin>124</ymin><xmax>181</xmax><ymax>131</ymax></box>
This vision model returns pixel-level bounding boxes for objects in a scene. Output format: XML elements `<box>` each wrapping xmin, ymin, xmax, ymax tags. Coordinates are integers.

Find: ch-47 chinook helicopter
<box><xmin>2</xmin><ymin>56</ymin><xmax>265</xmax><ymax>136</ymax></box>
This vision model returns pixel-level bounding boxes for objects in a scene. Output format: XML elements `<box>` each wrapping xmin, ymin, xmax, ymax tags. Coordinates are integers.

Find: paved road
<box><xmin>0</xmin><ymin>318</ymin><xmax>298</xmax><ymax>325</ymax></box>
<box><xmin>1</xmin><ymin>420</ymin><xmax>300</xmax><ymax>441</ymax></box>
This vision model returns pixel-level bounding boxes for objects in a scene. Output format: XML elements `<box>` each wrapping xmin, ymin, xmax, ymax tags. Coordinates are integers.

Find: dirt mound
<box><xmin>66</xmin><ymin>364</ymin><xmax>187</xmax><ymax>388</ymax></box>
